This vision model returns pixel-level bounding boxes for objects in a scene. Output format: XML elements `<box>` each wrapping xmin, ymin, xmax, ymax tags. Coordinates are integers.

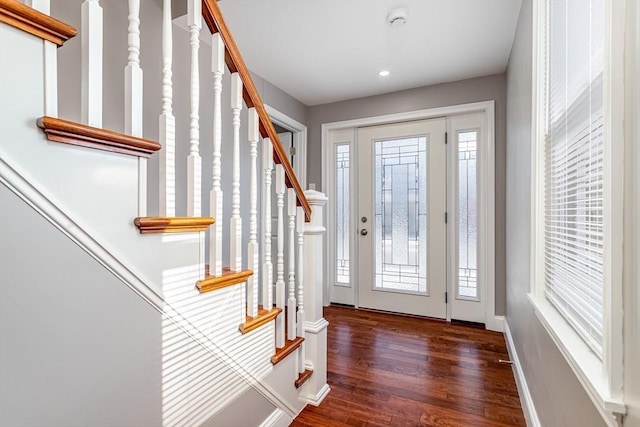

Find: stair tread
<box><xmin>271</xmin><ymin>336</ymin><xmax>304</xmax><ymax>365</ymax></box>
<box><xmin>239</xmin><ymin>306</ymin><xmax>281</xmax><ymax>335</ymax></box>
<box><xmin>37</xmin><ymin>116</ymin><xmax>161</xmax><ymax>158</ymax></box>
<box><xmin>295</xmin><ymin>369</ymin><xmax>313</xmax><ymax>389</ymax></box>
<box><xmin>0</xmin><ymin>1</ymin><xmax>77</xmax><ymax>46</ymax></box>
<box><xmin>197</xmin><ymin>267</ymin><xmax>253</xmax><ymax>294</ymax></box>
<box><xmin>134</xmin><ymin>216</ymin><xmax>214</xmax><ymax>234</ymax></box>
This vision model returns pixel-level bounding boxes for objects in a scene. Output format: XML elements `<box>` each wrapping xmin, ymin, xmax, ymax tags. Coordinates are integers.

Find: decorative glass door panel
<box><xmin>457</xmin><ymin>130</ymin><xmax>478</xmax><ymax>299</ymax></box>
<box><xmin>335</xmin><ymin>144</ymin><xmax>350</xmax><ymax>285</ymax></box>
<box><xmin>374</xmin><ymin>137</ymin><xmax>428</xmax><ymax>294</ymax></box>
<box><xmin>358</xmin><ymin>119</ymin><xmax>447</xmax><ymax>319</ymax></box>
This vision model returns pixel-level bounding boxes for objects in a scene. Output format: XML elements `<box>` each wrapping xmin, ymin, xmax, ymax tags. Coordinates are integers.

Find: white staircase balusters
<box><xmin>287</xmin><ymin>188</ymin><xmax>297</xmax><ymax>341</ymax></box>
<box><xmin>275</xmin><ymin>164</ymin><xmax>286</xmax><ymax>348</ymax></box>
<box><xmin>124</xmin><ymin>0</ymin><xmax>142</xmax><ymax>138</ymax></box>
<box><xmin>296</xmin><ymin>205</ymin><xmax>306</xmax><ymax>374</ymax></box>
<box><xmin>230</xmin><ymin>73</ymin><xmax>243</xmax><ymax>272</ymax></box>
<box><xmin>124</xmin><ymin>0</ymin><xmax>146</xmax><ymax>216</ymax></box>
<box><xmin>187</xmin><ymin>0</ymin><xmax>201</xmax><ymax>217</ymax></box>
<box><xmin>81</xmin><ymin>0</ymin><xmax>103</xmax><ymax>128</ymax></box>
<box><xmin>247</xmin><ymin>108</ymin><xmax>259</xmax><ymax>318</ymax></box>
<box><xmin>208</xmin><ymin>33</ymin><xmax>225</xmax><ymax>276</ymax></box>
<box><xmin>158</xmin><ymin>0</ymin><xmax>175</xmax><ymax>217</ymax></box>
<box><xmin>26</xmin><ymin>0</ymin><xmax>57</xmax><ymax>117</ymax></box>
<box><xmin>262</xmin><ymin>138</ymin><xmax>274</xmax><ymax>311</ymax></box>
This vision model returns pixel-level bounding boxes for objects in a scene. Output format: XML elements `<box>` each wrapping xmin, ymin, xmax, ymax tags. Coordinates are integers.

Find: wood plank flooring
<box><xmin>292</xmin><ymin>306</ymin><xmax>525</xmax><ymax>427</ymax></box>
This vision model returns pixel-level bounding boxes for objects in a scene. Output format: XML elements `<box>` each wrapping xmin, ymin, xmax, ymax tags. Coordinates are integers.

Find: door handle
<box><xmin>360</xmin><ymin>229</ymin><xmax>368</xmax><ymax>236</ymax></box>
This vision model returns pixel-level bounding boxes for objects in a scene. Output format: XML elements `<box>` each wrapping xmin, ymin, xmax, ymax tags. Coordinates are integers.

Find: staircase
<box><xmin>0</xmin><ymin>0</ymin><xmax>329</xmax><ymax>425</ymax></box>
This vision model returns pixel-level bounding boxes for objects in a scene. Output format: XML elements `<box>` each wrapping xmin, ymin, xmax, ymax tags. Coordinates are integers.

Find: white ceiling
<box><xmin>218</xmin><ymin>0</ymin><xmax>522</xmax><ymax>106</ymax></box>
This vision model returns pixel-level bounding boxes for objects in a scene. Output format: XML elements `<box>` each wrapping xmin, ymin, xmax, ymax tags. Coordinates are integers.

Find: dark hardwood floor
<box><xmin>292</xmin><ymin>306</ymin><xmax>525</xmax><ymax>427</ymax></box>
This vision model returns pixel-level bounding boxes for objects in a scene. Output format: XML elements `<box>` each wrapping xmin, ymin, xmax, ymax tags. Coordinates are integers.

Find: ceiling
<box><xmin>218</xmin><ymin>0</ymin><xmax>523</xmax><ymax>106</ymax></box>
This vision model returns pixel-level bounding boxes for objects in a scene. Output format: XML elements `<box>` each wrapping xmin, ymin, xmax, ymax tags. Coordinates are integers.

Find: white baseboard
<box><xmin>300</xmin><ymin>383</ymin><xmax>330</xmax><ymax>407</ymax></box>
<box><xmin>504</xmin><ymin>320</ymin><xmax>541</xmax><ymax>427</ymax></box>
<box><xmin>487</xmin><ymin>315</ymin><xmax>505</xmax><ymax>332</ymax></box>
<box><xmin>259</xmin><ymin>408</ymin><xmax>292</xmax><ymax>427</ymax></box>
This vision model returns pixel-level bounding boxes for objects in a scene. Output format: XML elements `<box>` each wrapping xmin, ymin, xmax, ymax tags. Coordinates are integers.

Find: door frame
<box><xmin>266</xmin><ymin>104</ymin><xmax>307</xmax><ymax>190</ymax></box>
<box><xmin>322</xmin><ymin>101</ymin><xmax>501</xmax><ymax>331</ymax></box>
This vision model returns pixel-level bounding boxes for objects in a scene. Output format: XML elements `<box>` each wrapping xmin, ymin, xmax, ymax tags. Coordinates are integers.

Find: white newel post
<box><xmin>296</xmin><ymin>205</ymin><xmax>306</xmax><ymax>374</ymax></box>
<box><xmin>275</xmin><ymin>164</ymin><xmax>286</xmax><ymax>348</ymax></box>
<box><xmin>262</xmin><ymin>138</ymin><xmax>274</xmax><ymax>311</ymax></box>
<box><xmin>230</xmin><ymin>73</ymin><xmax>243</xmax><ymax>273</ymax></box>
<box><xmin>301</xmin><ymin>189</ymin><xmax>330</xmax><ymax>405</ymax></box>
<box><xmin>287</xmin><ymin>188</ymin><xmax>297</xmax><ymax>340</ymax></box>
<box><xmin>159</xmin><ymin>0</ymin><xmax>175</xmax><ymax>217</ymax></box>
<box><xmin>247</xmin><ymin>108</ymin><xmax>259</xmax><ymax>317</ymax></box>
<box><xmin>208</xmin><ymin>33</ymin><xmax>225</xmax><ymax>276</ymax></box>
<box><xmin>81</xmin><ymin>0</ymin><xmax>103</xmax><ymax>128</ymax></box>
<box><xmin>26</xmin><ymin>0</ymin><xmax>57</xmax><ymax>117</ymax></box>
<box><xmin>187</xmin><ymin>0</ymin><xmax>201</xmax><ymax>217</ymax></box>
<box><xmin>124</xmin><ymin>0</ymin><xmax>146</xmax><ymax>216</ymax></box>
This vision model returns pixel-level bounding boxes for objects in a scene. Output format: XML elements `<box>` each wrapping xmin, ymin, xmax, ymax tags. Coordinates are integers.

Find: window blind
<box><xmin>543</xmin><ymin>0</ymin><xmax>605</xmax><ymax>357</ymax></box>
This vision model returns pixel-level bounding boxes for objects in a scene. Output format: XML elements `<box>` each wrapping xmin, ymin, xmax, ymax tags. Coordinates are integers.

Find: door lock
<box><xmin>360</xmin><ymin>229</ymin><xmax>368</xmax><ymax>236</ymax></box>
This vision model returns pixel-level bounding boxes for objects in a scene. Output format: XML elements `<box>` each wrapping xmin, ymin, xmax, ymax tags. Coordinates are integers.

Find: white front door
<box><xmin>356</xmin><ymin>119</ymin><xmax>447</xmax><ymax>318</ymax></box>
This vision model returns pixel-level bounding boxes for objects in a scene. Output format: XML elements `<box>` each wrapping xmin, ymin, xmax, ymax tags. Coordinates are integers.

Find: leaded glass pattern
<box><xmin>374</xmin><ymin>137</ymin><xmax>428</xmax><ymax>294</ymax></box>
<box><xmin>458</xmin><ymin>131</ymin><xmax>478</xmax><ymax>298</ymax></box>
<box><xmin>335</xmin><ymin>144</ymin><xmax>350</xmax><ymax>284</ymax></box>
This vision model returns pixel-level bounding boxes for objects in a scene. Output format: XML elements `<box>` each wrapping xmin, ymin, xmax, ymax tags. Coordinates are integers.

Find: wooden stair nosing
<box><xmin>134</xmin><ymin>216</ymin><xmax>214</xmax><ymax>234</ymax></box>
<box><xmin>271</xmin><ymin>336</ymin><xmax>304</xmax><ymax>365</ymax></box>
<box><xmin>197</xmin><ymin>267</ymin><xmax>253</xmax><ymax>294</ymax></box>
<box><xmin>295</xmin><ymin>369</ymin><xmax>313</xmax><ymax>389</ymax></box>
<box><xmin>0</xmin><ymin>0</ymin><xmax>77</xmax><ymax>46</ymax></box>
<box><xmin>239</xmin><ymin>307</ymin><xmax>281</xmax><ymax>335</ymax></box>
<box><xmin>37</xmin><ymin>116</ymin><xmax>161</xmax><ymax>158</ymax></box>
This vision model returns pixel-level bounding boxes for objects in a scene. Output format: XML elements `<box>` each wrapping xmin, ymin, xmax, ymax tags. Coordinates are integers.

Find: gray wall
<box><xmin>622</xmin><ymin>1</ymin><xmax>640</xmax><ymax>425</ymax></box>
<box><xmin>0</xmin><ymin>183</ymin><xmax>281</xmax><ymax>426</ymax></box>
<box><xmin>505</xmin><ymin>0</ymin><xmax>639</xmax><ymax>425</ymax></box>
<box><xmin>307</xmin><ymin>74</ymin><xmax>507</xmax><ymax>315</ymax></box>
<box><xmin>0</xmin><ymin>184</ymin><xmax>163</xmax><ymax>427</ymax></box>
<box><xmin>202</xmin><ymin>387</ymin><xmax>276</xmax><ymax>427</ymax></box>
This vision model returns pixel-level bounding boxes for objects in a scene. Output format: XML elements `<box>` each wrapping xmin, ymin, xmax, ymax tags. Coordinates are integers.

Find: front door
<box><xmin>357</xmin><ymin>119</ymin><xmax>447</xmax><ymax>318</ymax></box>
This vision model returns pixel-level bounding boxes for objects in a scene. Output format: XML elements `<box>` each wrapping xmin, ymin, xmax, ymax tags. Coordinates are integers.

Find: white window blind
<box><xmin>543</xmin><ymin>0</ymin><xmax>605</xmax><ymax>357</ymax></box>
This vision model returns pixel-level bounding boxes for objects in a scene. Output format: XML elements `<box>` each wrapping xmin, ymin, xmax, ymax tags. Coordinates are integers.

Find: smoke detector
<box><xmin>387</xmin><ymin>9</ymin><xmax>408</xmax><ymax>28</ymax></box>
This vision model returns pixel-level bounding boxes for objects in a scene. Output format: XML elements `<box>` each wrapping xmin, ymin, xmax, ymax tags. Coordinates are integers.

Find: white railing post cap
<box><xmin>304</xmin><ymin>189</ymin><xmax>327</xmax><ymax>205</ymax></box>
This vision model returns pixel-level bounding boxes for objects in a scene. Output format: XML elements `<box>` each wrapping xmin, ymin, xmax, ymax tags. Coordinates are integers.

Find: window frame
<box><xmin>529</xmin><ymin>0</ymin><xmax>625</xmax><ymax>424</ymax></box>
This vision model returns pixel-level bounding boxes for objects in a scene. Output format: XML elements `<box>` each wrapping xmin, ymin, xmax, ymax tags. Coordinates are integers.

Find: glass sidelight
<box><xmin>335</xmin><ymin>144</ymin><xmax>350</xmax><ymax>285</ymax></box>
<box><xmin>457</xmin><ymin>130</ymin><xmax>478</xmax><ymax>299</ymax></box>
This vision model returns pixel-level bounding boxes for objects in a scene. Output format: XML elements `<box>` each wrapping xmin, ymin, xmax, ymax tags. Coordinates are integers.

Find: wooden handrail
<box><xmin>201</xmin><ymin>0</ymin><xmax>311</xmax><ymax>222</ymax></box>
<box><xmin>0</xmin><ymin>0</ymin><xmax>77</xmax><ymax>46</ymax></box>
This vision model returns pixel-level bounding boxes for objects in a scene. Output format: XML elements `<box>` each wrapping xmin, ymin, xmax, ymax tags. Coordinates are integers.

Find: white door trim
<box><xmin>322</xmin><ymin>100</ymin><xmax>498</xmax><ymax>330</ymax></box>
<box><xmin>265</xmin><ymin>104</ymin><xmax>307</xmax><ymax>190</ymax></box>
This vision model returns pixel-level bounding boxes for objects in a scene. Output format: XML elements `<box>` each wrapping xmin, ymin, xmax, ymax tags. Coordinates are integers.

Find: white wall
<box><xmin>505</xmin><ymin>1</ymin><xmax>640</xmax><ymax>425</ymax></box>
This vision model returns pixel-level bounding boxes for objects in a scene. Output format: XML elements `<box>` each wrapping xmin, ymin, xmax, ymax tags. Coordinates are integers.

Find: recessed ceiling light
<box><xmin>378</xmin><ymin>70</ymin><xmax>390</xmax><ymax>77</ymax></box>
